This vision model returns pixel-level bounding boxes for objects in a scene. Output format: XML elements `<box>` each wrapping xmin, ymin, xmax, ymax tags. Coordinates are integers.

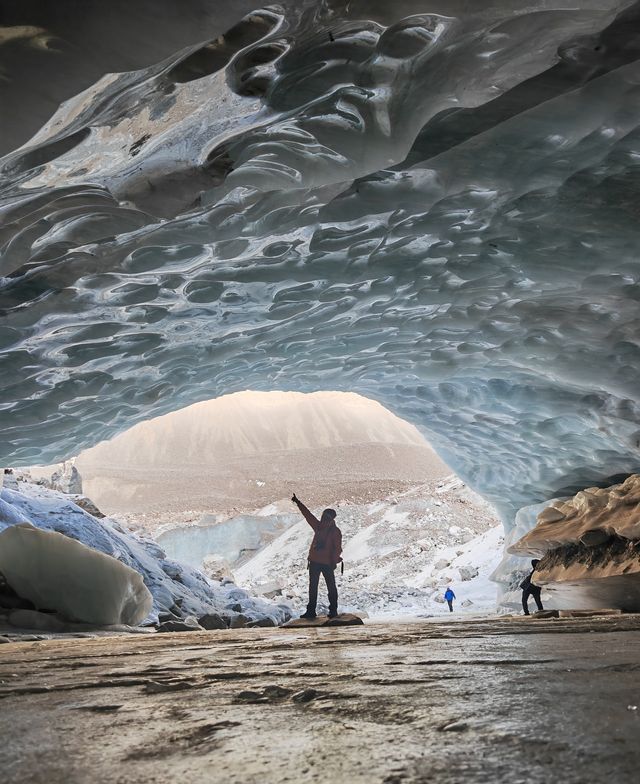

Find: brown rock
<box><xmin>282</xmin><ymin>615</ymin><xmax>329</xmax><ymax>628</ymax></box>
<box><xmin>326</xmin><ymin>613</ymin><xmax>365</xmax><ymax>627</ymax></box>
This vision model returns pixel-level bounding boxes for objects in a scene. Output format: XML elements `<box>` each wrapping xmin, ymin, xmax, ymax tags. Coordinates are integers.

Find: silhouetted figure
<box><xmin>292</xmin><ymin>493</ymin><xmax>342</xmax><ymax>619</ymax></box>
<box><xmin>444</xmin><ymin>587</ymin><xmax>456</xmax><ymax>612</ymax></box>
<box><xmin>521</xmin><ymin>559</ymin><xmax>544</xmax><ymax>615</ymax></box>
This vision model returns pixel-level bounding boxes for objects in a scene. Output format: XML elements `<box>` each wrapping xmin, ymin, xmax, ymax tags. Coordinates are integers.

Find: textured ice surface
<box><xmin>0</xmin><ymin>480</ymin><xmax>289</xmax><ymax>624</ymax></box>
<box><xmin>511</xmin><ymin>473</ymin><xmax>640</xmax><ymax>556</ymax></box>
<box><xmin>2</xmin><ymin>1</ymin><xmax>640</xmax><ymax>530</ymax></box>
<box><xmin>0</xmin><ymin>524</ymin><xmax>153</xmax><ymax>625</ymax></box>
<box><xmin>495</xmin><ymin>476</ymin><xmax>640</xmax><ymax>610</ymax></box>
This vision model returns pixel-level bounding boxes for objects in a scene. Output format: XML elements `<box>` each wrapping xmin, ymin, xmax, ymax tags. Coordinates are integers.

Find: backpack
<box><xmin>520</xmin><ymin>574</ymin><xmax>532</xmax><ymax>591</ymax></box>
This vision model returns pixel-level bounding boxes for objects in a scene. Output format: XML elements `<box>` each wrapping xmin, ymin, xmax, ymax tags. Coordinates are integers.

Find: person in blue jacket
<box><xmin>444</xmin><ymin>587</ymin><xmax>456</xmax><ymax>612</ymax></box>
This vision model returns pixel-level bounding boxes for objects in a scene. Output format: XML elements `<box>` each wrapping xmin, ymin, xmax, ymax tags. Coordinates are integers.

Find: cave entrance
<box><xmin>24</xmin><ymin>390</ymin><xmax>502</xmax><ymax>621</ymax></box>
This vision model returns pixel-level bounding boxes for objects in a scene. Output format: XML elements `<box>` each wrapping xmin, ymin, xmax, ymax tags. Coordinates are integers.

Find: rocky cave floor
<box><xmin>1</xmin><ymin>616</ymin><xmax>639</xmax><ymax>783</ymax></box>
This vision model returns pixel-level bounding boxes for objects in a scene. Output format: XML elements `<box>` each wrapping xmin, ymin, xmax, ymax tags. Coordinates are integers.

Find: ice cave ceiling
<box><xmin>2</xmin><ymin>0</ymin><xmax>640</xmax><ymax>522</ymax></box>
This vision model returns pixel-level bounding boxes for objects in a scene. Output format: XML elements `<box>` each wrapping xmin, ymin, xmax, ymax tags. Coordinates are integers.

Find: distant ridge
<box><xmin>70</xmin><ymin>391</ymin><xmax>450</xmax><ymax>521</ymax></box>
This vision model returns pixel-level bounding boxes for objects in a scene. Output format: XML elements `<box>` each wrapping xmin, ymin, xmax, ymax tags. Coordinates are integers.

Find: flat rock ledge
<box><xmin>521</xmin><ymin>608</ymin><xmax>624</xmax><ymax>620</ymax></box>
<box><xmin>282</xmin><ymin>613</ymin><xmax>365</xmax><ymax>628</ymax></box>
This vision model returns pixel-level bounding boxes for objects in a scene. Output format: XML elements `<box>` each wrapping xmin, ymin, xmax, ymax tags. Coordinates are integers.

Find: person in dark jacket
<box><xmin>521</xmin><ymin>559</ymin><xmax>543</xmax><ymax>615</ymax></box>
<box><xmin>444</xmin><ymin>587</ymin><xmax>456</xmax><ymax>612</ymax></box>
<box><xmin>292</xmin><ymin>493</ymin><xmax>342</xmax><ymax>619</ymax></box>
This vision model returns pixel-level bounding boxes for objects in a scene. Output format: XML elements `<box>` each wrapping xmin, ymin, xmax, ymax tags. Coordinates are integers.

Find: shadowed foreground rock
<box><xmin>0</xmin><ymin>616</ymin><xmax>639</xmax><ymax>783</ymax></box>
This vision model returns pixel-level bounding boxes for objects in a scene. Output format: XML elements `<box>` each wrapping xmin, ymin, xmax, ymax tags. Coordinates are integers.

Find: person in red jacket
<box><xmin>292</xmin><ymin>493</ymin><xmax>342</xmax><ymax>619</ymax></box>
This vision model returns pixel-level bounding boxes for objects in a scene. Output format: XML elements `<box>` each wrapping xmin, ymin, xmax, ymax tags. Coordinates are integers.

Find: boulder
<box><xmin>433</xmin><ymin>559</ymin><xmax>450</xmax><ymax>570</ymax></box>
<box><xmin>157</xmin><ymin>619</ymin><xmax>202</xmax><ymax>633</ymax></box>
<box><xmin>198</xmin><ymin>612</ymin><xmax>228</xmax><ymax>630</ymax></box>
<box><xmin>531</xmin><ymin>609</ymin><xmax>560</xmax><ymax>619</ymax></box>
<box><xmin>579</xmin><ymin>529</ymin><xmax>611</xmax><ymax>547</ymax></box>
<box><xmin>70</xmin><ymin>496</ymin><xmax>105</xmax><ymax>518</ymax></box>
<box><xmin>326</xmin><ymin>613</ymin><xmax>365</xmax><ymax>627</ymax></box>
<box><xmin>158</xmin><ymin>611</ymin><xmax>183</xmax><ymax>624</ymax></box>
<box><xmin>283</xmin><ymin>613</ymin><xmax>364</xmax><ymax>628</ymax></box>
<box><xmin>8</xmin><ymin>609</ymin><xmax>66</xmax><ymax>632</ymax></box>
<box><xmin>247</xmin><ymin>617</ymin><xmax>277</xmax><ymax>628</ymax></box>
<box><xmin>283</xmin><ymin>616</ymin><xmax>329</xmax><ymax>628</ymax></box>
<box><xmin>459</xmin><ymin>565</ymin><xmax>479</xmax><ymax>581</ymax></box>
<box><xmin>201</xmin><ymin>554</ymin><xmax>235</xmax><ymax>582</ymax></box>
<box><xmin>230</xmin><ymin>613</ymin><xmax>251</xmax><ymax>629</ymax></box>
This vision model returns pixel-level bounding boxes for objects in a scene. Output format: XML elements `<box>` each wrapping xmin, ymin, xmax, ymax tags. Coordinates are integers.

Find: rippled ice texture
<box><xmin>2</xmin><ymin>0</ymin><xmax>640</xmax><ymax>526</ymax></box>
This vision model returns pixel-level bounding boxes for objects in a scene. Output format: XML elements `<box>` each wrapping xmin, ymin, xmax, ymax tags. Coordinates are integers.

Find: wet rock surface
<box><xmin>0</xmin><ymin>616</ymin><xmax>639</xmax><ymax>783</ymax></box>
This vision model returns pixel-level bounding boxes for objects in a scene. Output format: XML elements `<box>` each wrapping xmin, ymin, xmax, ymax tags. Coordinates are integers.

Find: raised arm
<box><xmin>291</xmin><ymin>493</ymin><xmax>320</xmax><ymax>531</ymax></box>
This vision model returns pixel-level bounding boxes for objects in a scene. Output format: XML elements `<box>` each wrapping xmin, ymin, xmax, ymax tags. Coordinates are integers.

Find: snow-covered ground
<box><xmin>236</xmin><ymin>477</ymin><xmax>504</xmax><ymax>619</ymax></box>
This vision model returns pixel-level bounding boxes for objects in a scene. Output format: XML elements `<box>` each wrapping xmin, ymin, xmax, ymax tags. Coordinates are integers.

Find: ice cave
<box><xmin>1</xmin><ymin>1</ymin><xmax>640</xmax><ymax>782</ymax></box>
<box><xmin>3</xmin><ymin>0</ymin><xmax>640</xmax><ymax>602</ymax></box>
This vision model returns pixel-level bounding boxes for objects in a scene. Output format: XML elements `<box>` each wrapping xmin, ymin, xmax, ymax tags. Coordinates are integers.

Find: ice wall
<box><xmin>511</xmin><ymin>473</ymin><xmax>640</xmax><ymax>557</ymax></box>
<box><xmin>0</xmin><ymin>524</ymin><xmax>153</xmax><ymax>625</ymax></box>
<box><xmin>505</xmin><ymin>475</ymin><xmax>640</xmax><ymax>611</ymax></box>
<box><xmin>158</xmin><ymin>514</ymin><xmax>296</xmax><ymax>568</ymax></box>
<box><xmin>2</xmin><ymin>1</ymin><xmax>640</xmax><ymax>530</ymax></box>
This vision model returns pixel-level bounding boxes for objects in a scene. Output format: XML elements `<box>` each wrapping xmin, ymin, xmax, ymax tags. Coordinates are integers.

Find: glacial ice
<box><xmin>0</xmin><ymin>524</ymin><xmax>153</xmax><ymax>625</ymax></box>
<box><xmin>2</xmin><ymin>1</ymin><xmax>640</xmax><ymax>548</ymax></box>
<box><xmin>511</xmin><ymin>473</ymin><xmax>640</xmax><ymax>556</ymax></box>
<box><xmin>0</xmin><ymin>479</ymin><xmax>289</xmax><ymax>624</ymax></box>
<box><xmin>158</xmin><ymin>513</ymin><xmax>297</xmax><ymax>568</ymax></box>
<box><xmin>504</xmin><ymin>475</ymin><xmax>640</xmax><ymax>611</ymax></box>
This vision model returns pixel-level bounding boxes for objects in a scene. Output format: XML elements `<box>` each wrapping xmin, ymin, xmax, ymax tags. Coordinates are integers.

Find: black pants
<box><xmin>522</xmin><ymin>587</ymin><xmax>543</xmax><ymax>615</ymax></box>
<box><xmin>307</xmin><ymin>561</ymin><xmax>338</xmax><ymax>616</ymax></box>
<box><xmin>447</xmin><ymin>599</ymin><xmax>453</xmax><ymax>612</ymax></box>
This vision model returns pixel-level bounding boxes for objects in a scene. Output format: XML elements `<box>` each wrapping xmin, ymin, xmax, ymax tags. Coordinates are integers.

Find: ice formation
<box><xmin>0</xmin><ymin>479</ymin><xmax>289</xmax><ymax>625</ymax></box>
<box><xmin>3</xmin><ymin>1</ymin><xmax>640</xmax><ymax>566</ymax></box>
<box><xmin>506</xmin><ymin>475</ymin><xmax>640</xmax><ymax>610</ymax></box>
<box><xmin>0</xmin><ymin>524</ymin><xmax>153</xmax><ymax>625</ymax></box>
<box><xmin>50</xmin><ymin>462</ymin><xmax>83</xmax><ymax>495</ymax></box>
<box><xmin>512</xmin><ymin>473</ymin><xmax>640</xmax><ymax>555</ymax></box>
<box><xmin>158</xmin><ymin>512</ymin><xmax>296</xmax><ymax>568</ymax></box>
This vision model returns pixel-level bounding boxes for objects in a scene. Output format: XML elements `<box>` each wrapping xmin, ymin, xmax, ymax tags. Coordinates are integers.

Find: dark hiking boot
<box><xmin>328</xmin><ymin>611</ymin><xmax>339</xmax><ymax>619</ymax></box>
<box><xmin>300</xmin><ymin>611</ymin><xmax>317</xmax><ymax>620</ymax></box>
